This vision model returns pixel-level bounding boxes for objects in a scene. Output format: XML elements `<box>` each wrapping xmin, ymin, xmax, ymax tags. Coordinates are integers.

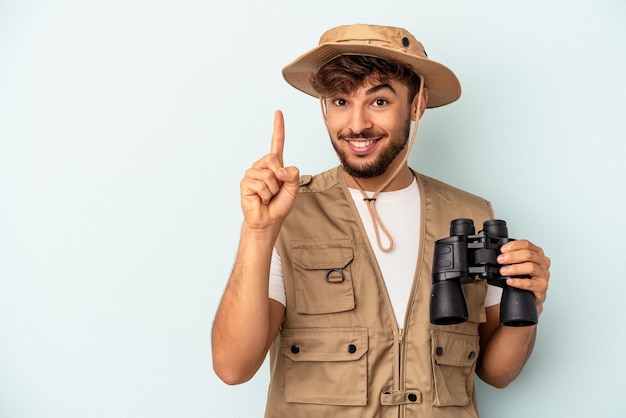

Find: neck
<box><xmin>342</xmin><ymin>163</ymin><xmax>414</xmax><ymax>192</ymax></box>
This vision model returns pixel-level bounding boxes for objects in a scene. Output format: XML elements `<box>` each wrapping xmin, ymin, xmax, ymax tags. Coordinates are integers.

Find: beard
<box><xmin>331</xmin><ymin>116</ymin><xmax>412</xmax><ymax>179</ymax></box>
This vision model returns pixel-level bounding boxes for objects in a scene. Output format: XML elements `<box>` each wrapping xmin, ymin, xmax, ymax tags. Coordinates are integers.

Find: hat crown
<box><xmin>319</xmin><ymin>24</ymin><xmax>427</xmax><ymax>60</ymax></box>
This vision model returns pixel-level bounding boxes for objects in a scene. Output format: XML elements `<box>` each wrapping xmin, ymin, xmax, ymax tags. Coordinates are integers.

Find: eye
<box><xmin>372</xmin><ymin>98</ymin><xmax>388</xmax><ymax>107</ymax></box>
<box><xmin>332</xmin><ymin>98</ymin><xmax>348</xmax><ymax>107</ymax></box>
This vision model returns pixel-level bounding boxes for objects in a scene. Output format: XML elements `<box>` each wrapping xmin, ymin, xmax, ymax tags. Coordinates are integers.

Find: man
<box><xmin>212</xmin><ymin>24</ymin><xmax>550</xmax><ymax>417</ymax></box>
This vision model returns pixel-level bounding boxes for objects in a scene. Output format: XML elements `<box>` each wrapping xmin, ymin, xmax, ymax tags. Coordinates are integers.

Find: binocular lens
<box><xmin>430</xmin><ymin>281</ymin><xmax>468</xmax><ymax>325</ymax></box>
<box><xmin>500</xmin><ymin>285</ymin><xmax>538</xmax><ymax>327</ymax></box>
<box><xmin>483</xmin><ymin>219</ymin><xmax>508</xmax><ymax>237</ymax></box>
<box><xmin>450</xmin><ymin>218</ymin><xmax>475</xmax><ymax>236</ymax></box>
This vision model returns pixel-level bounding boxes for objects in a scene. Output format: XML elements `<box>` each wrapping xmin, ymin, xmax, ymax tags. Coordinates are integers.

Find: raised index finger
<box><xmin>270</xmin><ymin>110</ymin><xmax>285</xmax><ymax>160</ymax></box>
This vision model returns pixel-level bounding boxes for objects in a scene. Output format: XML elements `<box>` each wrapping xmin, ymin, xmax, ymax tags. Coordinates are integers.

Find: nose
<box><xmin>348</xmin><ymin>106</ymin><xmax>373</xmax><ymax>134</ymax></box>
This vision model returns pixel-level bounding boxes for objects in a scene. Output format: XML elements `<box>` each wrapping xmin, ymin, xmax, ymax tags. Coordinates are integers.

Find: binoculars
<box><xmin>430</xmin><ymin>218</ymin><xmax>538</xmax><ymax>327</ymax></box>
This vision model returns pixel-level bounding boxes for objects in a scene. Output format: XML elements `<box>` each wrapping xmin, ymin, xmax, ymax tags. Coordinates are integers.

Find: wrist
<box><xmin>240</xmin><ymin>222</ymin><xmax>281</xmax><ymax>244</ymax></box>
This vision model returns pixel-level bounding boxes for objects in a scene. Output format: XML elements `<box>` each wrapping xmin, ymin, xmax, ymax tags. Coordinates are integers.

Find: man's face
<box><xmin>324</xmin><ymin>78</ymin><xmax>413</xmax><ymax>179</ymax></box>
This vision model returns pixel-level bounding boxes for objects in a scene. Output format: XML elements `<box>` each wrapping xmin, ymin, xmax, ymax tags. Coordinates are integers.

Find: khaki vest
<box><xmin>266</xmin><ymin>167</ymin><xmax>494</xmax><ymax>418</ymax></box>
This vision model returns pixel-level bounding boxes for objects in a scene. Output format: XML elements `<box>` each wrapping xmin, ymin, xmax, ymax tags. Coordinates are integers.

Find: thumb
<box><xmin>279</xmin><ymin>166</ymin><xmax>300</xmax><ymax>198</ymax></box>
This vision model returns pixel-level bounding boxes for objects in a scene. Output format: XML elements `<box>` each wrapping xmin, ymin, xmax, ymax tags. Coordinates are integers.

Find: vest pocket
<box><xmin>282</xmin><ymin>327</ymin><xmax>368</xmax><ymax>406</ymax></box>
<box><xmin>291</xmin><ymin>239</ymin><xmax>355</xmax><ymax>314</ymax></box>
<box><xmin>430</xmin><ymin>330</ymin><xmax>480</xmax><ymax>407</ymax></box>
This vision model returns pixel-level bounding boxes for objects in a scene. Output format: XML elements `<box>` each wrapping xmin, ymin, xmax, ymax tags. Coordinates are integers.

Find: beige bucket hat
<box><xmin>282</xmin><ymin>24</ymin><xmax>461</xmax><ymax>108</ymax></box>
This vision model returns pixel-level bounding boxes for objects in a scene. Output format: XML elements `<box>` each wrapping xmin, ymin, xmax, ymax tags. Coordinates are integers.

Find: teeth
<box><xmin>351</xmin><ymin>140</ymin><xmax>373</xmax><ymax>148</ymax></box>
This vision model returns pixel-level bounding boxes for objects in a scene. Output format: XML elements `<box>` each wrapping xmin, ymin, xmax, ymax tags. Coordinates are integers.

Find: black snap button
<box><xmin>408</xmin><ymin>393</ymin><xmax>418</xmax><ymax>402</ymax></box>
<box><xmin>347</xmin><ymin>344</ymin><xmax>357</xmax><ymax>354</ymax></box>
<box><xmin>468</xmin><ymin>351</ymin><xmax>476</xmax><ymax>360</ymax></box>
<box><xmin>402</xmin><ymin>37</ymin><xmax>410</xmax><ymax>47</ymax></box>
<box><xmin>291</xmin><ymin>345</ymin><xmax>300</xmax><ymax>354</ymax></box>
<box><xmin>436</xmin><ymin>347</ymin><xmax>443</xmax><ymax>356</ymax></box>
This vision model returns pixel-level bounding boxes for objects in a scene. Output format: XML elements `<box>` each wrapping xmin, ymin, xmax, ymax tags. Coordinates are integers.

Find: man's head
<box><xmin>282</xmin><ymin>24</ymin><xmax>460</xmax><ymax>181</ymax></box>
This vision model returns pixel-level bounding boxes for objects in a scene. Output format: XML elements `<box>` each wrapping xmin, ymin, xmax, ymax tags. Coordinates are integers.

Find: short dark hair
<box><xmin>310</xmin><ymin>55</ymin><xmax>421</xmax><ymax>102</ymax></box>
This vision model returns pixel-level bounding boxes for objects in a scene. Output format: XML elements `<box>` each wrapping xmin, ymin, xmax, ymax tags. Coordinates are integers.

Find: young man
<box><xmin>212</xmin><ymin>24</ymin><xmax>551</xmax><ymax>417</ymax></box>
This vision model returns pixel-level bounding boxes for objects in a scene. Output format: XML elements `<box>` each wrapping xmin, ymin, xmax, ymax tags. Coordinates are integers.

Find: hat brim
<box><xmin>282</xmin><ymin>43</ymin><xmax>461</xmax><ymax>109</ymax></box>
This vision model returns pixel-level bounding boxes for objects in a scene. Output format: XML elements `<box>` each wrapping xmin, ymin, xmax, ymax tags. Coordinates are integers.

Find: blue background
<box><xmin>1</xmin><ymin>1</ymin><xmax>625</xmax><ymax>417</ymax></box>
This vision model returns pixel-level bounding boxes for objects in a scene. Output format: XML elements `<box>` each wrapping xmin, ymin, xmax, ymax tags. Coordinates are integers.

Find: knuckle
<box><xmin>529</xmin><ymin>263</ymin><xmax>542</xmax><ymax>276</ymax></box>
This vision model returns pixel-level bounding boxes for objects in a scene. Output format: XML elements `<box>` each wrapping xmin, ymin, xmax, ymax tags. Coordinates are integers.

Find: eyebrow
<box><xmin>365</xmin><ymin>83</ymin><xmax>397</xmax><ymax>96</ymax></box>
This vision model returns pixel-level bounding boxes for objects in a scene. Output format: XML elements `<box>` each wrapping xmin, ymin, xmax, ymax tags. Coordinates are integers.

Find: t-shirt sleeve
<box><xmin>485</xmin><ymin>284</ymin><xmax>503</xmax><ymax>307</ymax></box>
<box><xmin>268</xmin><ymin>248</ymin><xmax>286</xmax><ymax>306</ymax></box>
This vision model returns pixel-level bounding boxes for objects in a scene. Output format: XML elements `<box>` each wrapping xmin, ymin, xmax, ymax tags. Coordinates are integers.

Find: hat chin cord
<box><xmin>319</xmin><ymin>75</ymin><xmax>425</xmax><ymax>252</ymax></box>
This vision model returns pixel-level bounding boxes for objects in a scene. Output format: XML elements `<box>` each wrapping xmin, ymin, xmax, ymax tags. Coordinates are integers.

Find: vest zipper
<box><xmin>392</xmin><ymin>303</ymin><xmax>404</xmax><ymax>403</ymax></box>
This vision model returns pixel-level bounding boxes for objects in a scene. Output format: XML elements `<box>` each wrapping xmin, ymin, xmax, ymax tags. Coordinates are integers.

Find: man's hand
<box><xmin>240</xmin><ymin>110</ymin><xmax>300</xmax><ymax>230</ymax></box>
<box><xmin>498</xmin><ymin>240</ymin><xmax>551</xmax><ymax>315</ymax></box>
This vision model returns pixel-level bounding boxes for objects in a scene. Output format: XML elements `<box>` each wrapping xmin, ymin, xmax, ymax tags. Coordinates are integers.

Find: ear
<box><xmin>411</xmin><ymin>88</ymin><xmax>428</xmax><ymax>121</ymax></box>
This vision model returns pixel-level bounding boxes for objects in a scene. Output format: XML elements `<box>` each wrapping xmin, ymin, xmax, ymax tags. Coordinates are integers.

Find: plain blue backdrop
<box><xmin>1</xmin><ymin>1</ymin><xmax>625</xmax><ymax>417</ymax></box>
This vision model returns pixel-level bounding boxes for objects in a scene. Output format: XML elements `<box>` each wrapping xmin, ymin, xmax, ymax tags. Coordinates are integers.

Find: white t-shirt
<box><xmin>268</xmin><ymin>178</ymin><xmax>502</xmax><ymax>326</ymax></box>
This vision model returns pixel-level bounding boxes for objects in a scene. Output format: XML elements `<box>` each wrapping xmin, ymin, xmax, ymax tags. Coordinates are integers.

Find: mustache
<box><xmin>337</xmin><ymin>130</ymin><xmax>386</xmax><ymax>140</ymax></box>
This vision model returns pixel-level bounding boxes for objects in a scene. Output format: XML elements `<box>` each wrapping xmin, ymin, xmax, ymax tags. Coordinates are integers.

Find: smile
<box><xmin>345</xmin><ymin>137</ymin><xmax>382</xmax><ymax>155</ymax></box>
<box><xmin>350</xmin><ymin>139</ymin><xmax>376</xmax><ymax>148</ymax></box>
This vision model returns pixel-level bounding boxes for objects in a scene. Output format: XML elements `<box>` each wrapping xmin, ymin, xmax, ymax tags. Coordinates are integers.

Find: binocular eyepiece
<box><xmin>430</xmin><ymin>218</ymin><xmax>538</xmax><ymax>327</ymax></box>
